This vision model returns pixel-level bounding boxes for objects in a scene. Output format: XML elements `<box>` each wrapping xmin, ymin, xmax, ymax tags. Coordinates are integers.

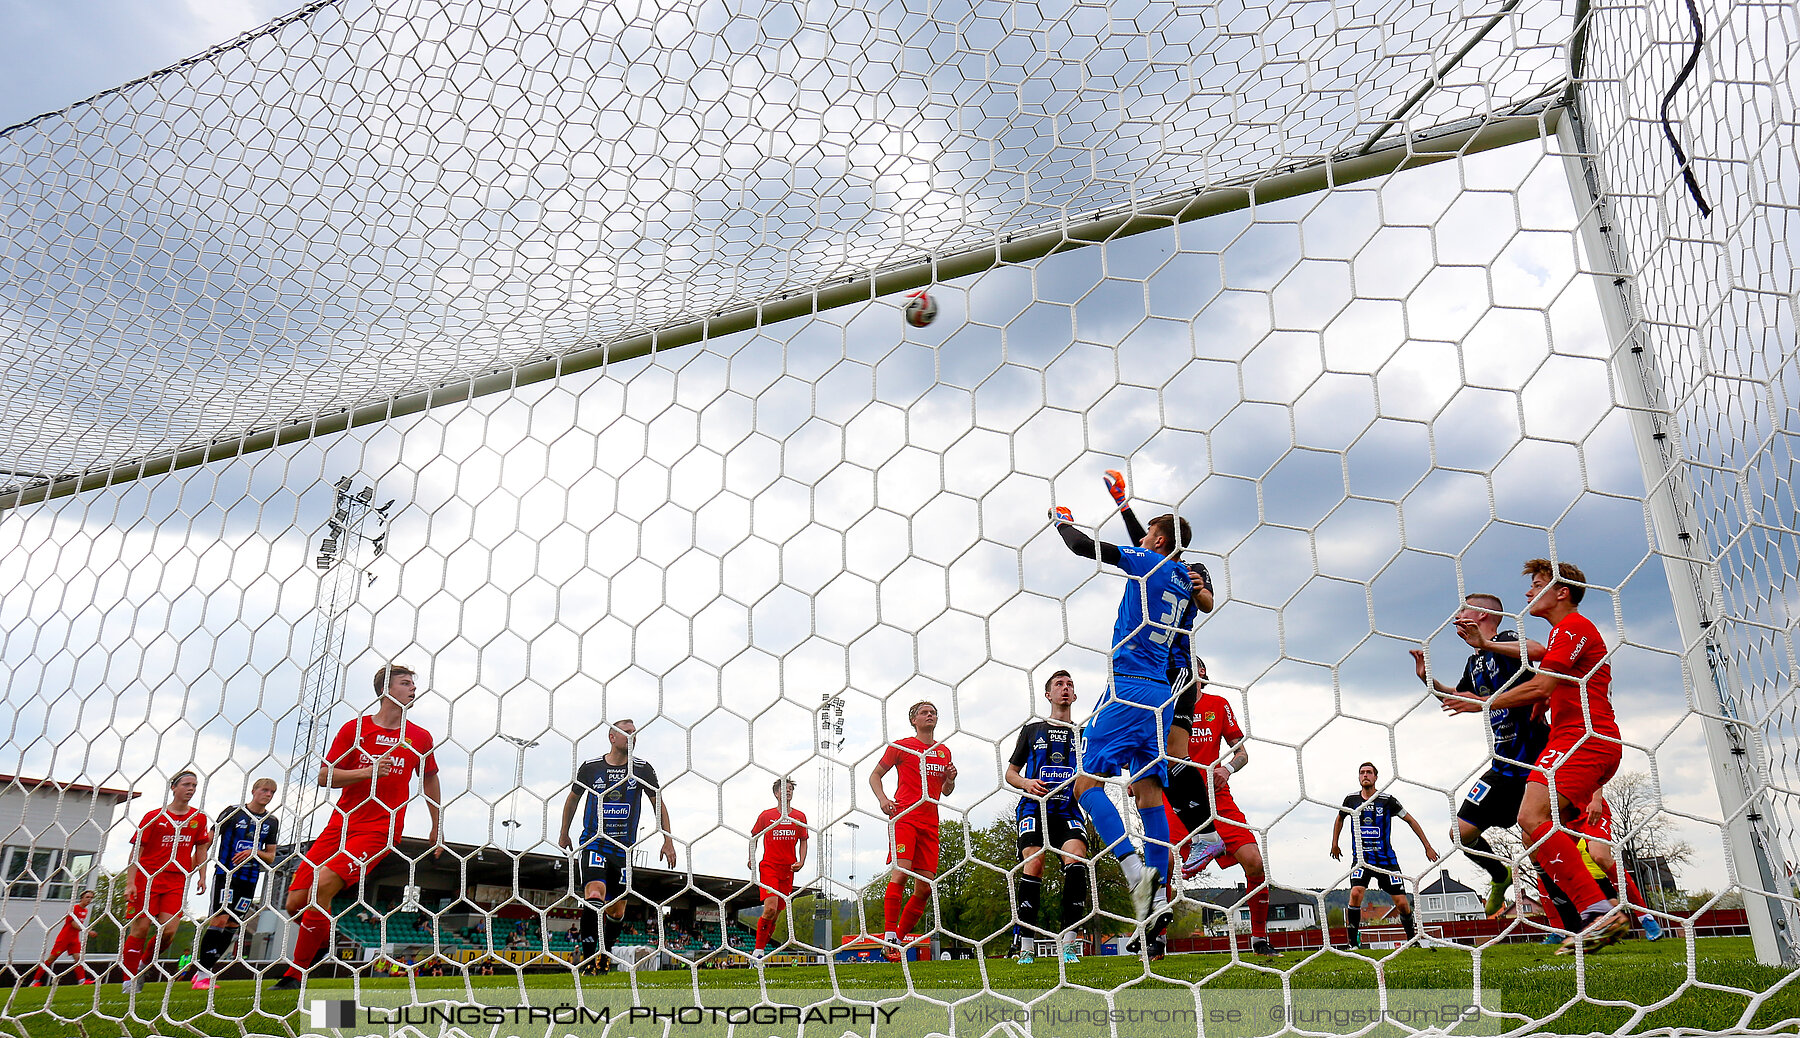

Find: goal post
<box><xmin>1555</xmin><ymin>0</ymin><xmax>1800</xmax><ymax>967</ymax></box>
<box><xmin>1557</xmin><ymin>109</ymin><xmax>1798</xmax><ymax>967</ymax></box>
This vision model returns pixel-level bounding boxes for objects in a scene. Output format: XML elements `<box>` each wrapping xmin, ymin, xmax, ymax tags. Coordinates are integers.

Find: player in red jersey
<box><xmin>1486</xmin><ymin>559</ymin><xmax>1627</xmax><ymax>954</ymax></box>
<box><xmin>272</xmin><ymin>663</ymin><xmax>443</xmax><ymax>991</ymax></box>
<box><xmin>29</xmin><ymin>889</ymin><xmax>96</xmax><ymax>986</ymax></box>
<box><xmin>1162</xmin><ymin>659</ymin><xmax>1277</xmax><ymax>958</ymax></box>
<box><xmin>121</xmin><ymin>770</ymin><xmax>211</xmax><ymax>993</ymax></box>
<box><xmin>748</xmin><ymin>777</ymin><xmax>809</xmax><ymax>962</ymax></box>
<box><xmin>868</xmin><ymin>700</ymin><xmax>957</xmax><ymax>961</ymax></box>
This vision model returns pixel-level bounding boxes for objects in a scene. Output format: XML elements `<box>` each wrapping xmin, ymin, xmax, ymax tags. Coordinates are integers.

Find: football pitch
<box><xmin>6</xmin><ymin>938</ymin><xmax>1795</xmax><ymax>1037</ymax></box>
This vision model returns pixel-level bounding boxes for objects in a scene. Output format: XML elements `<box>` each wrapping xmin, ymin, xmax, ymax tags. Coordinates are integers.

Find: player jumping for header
<box><xmin>1468</xmin><ymin>559</ymin><xmax>1628</xmax><ymax>954</ymax></box>
<box><xmin>274</xmin><ymin>663</ymin><xmax>443</xmax><ymax>991</ymax></box>
<box><xmin>869</xmin><ymin>700</ymin><xmax>956</xmax><ymax>962</ymax></box>
<box><xmin>749</xmin><ymin>777</ymin><xmax>809</xmax><ymax>962</ymax></box>
<box><xmin>1004</xmin><ymin>669</ymin><xmax>1089</xmax><ymax>965</ymax></box>
<box><xmin>1331</xmin><ymin>762</ymin><xmax>1439</xmax><ymax>950</ymax></box>
<box><xmin>1049</xmin><ymin>484</ymin><xmax>1193</xmax><ymax>936</ymax></box>
<box><xmin>1413</xmin><ymin>592</ymin><xmax>1549</xmax><ymax>916</ymax></box>
<box><xmin>192</xmin><ymin>777</ymin><xmax>279</xmax><ymax>989</ymax></box>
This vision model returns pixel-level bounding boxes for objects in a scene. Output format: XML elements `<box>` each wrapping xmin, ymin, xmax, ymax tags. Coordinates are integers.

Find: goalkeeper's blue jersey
<box><xmin>1111</xmin><ymin>546</ymin><xmax>1193</xmax><ymax>681</ymax></box>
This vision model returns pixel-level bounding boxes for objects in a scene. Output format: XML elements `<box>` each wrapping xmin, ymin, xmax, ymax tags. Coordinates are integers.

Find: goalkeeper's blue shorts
<box><xmin>1079</xmin><ymin>673</ymin><xmax>1174</xmax><ymax>786</ymax></box>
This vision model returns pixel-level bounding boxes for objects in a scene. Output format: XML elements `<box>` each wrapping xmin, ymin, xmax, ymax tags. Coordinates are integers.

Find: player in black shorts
<box><xmin>1331</xmin><ymin>763</ymin><xmax>1438</xmax><ymax>949</ymax></box>
<box><xmin>1004</xmin><ymin>670</ymin><xmax>1089</xmax><ymax>964</ymax></box>
<box><xmin>1412</xmin><ymin>592</ymin><xmax>1550</xmax><ymax>915</ymax></box>
<box><xmin>191</xmin><ymin>778</ymin><xmax>279</xmax><ymax>989</ymax></box>
<box><xmin>559</xmin><ymin>719</ymin><xmax>676</xmax><ymax>973</ymax></box>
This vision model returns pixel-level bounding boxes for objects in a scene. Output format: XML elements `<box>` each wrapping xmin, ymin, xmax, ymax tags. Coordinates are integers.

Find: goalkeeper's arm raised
<box><xmin>1051</xmin><ymin>507</ymin><xmax>1124</xmax><ymax>567</ymax></box>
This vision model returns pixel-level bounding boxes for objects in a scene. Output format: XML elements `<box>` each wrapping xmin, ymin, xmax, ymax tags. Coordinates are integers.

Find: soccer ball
<box><xmin>903</xmin><ymin>290</ymin><xmax>939</xmax><ymax>328</ymax></box>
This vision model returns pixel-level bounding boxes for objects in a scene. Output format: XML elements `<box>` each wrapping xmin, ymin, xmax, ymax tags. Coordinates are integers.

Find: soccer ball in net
<box><xmin>902</xmin><ymin>289</ymin><xmax>938</xmax><ymax>327</ymax></box>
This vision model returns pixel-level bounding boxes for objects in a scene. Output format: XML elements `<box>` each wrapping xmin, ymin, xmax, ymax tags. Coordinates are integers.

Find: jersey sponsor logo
<box><xmin>601</xmin><ymin>802</ymin><xmax>631</xmax><ymax>819</ymax></box>
<box><xmin>1038</xmin><ymin>765</ymin><xmax>1076</xmax><ymax>785</ymax></box>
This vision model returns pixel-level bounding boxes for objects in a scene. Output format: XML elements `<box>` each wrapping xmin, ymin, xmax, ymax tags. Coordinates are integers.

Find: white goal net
<box><xmin>1</xmin><ymin>0</ymin><xmax>1796</xmax><ymax>1033</ymax></box>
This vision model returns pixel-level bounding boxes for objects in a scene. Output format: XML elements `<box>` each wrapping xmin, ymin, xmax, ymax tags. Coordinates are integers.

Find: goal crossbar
<box><xmin>0</xmin><ymin>103</ymin><xmax>1560</xmax><ymax>513</ymax></box>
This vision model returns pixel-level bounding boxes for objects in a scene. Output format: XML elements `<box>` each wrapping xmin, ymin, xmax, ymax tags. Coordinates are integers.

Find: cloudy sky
<box><xmin>0</xmin><ymin>0</ymin><xmax>1752</xmax><ymax>940</ymax></box>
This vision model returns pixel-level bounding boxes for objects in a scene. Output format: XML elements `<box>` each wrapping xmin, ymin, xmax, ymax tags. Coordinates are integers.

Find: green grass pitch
<box><xmin>6</xmin><ymin>938</ymin><xmax>1796</xmax><ymax>1036</ymax></box>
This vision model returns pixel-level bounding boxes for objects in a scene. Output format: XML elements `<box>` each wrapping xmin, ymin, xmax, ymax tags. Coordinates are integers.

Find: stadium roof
<box><xmin>332</xmin><ymin>837</ymin><xmax>814</xmax><ymax>912</ymax></box>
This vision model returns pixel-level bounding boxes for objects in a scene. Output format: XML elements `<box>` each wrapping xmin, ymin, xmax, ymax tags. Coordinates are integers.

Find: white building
<box><xmin>0</xmin><ymin>773</ymin><xmax>139</xmax><ymax>963</ymax></box>
<box><xmin>1416</xmin><ymin>875</ymin><xmax>1485</xmax><ymax>924</ymax></box>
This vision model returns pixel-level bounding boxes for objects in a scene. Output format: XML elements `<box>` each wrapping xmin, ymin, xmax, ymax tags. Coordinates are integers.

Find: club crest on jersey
<box><xmin>1204</xmin><ymin>711</ymin><xmax>1216</xmax><ymax>722</ymax></box>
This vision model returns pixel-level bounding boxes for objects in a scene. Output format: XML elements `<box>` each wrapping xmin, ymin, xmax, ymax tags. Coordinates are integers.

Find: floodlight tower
<box><xmin>816</xmin><ymin>691</ymin><xmax>846</xmax><ymax>952</ymax></box>
<box><xmin>283</xmin><ymin>476</ymin><xmax>395</xmax><ymax>838</ymax></box>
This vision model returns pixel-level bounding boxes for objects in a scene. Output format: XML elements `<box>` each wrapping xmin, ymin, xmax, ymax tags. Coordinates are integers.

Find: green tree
<box><xmin>86</xmin><ymin>868</ymin><xmax>127</xmax><ymax>953</ymax></box>
<box><xmin>858</xmin><ymin>815</ymin><xmax>1132</xmax><ymax>955</ymax></box>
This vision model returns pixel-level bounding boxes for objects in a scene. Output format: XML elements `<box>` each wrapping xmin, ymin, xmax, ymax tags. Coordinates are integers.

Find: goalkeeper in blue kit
<box><xmin>1049</xmin><ymin>477</ymin><xmax>1193</xmax><ymax>943</ymax></box>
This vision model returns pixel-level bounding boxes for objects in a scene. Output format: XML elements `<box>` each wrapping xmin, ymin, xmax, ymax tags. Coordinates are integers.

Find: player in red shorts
<box><xmin>1162</xmin><ymin>659</ymin><xmax>1277</xmax><ymax>958</ymax></box>
<box><xmin>29</xmin><ymin>889</ymin><xmax>96</xmax><ymax>986</ymax></box>
<box><xmin>748</xmin><ymin>777</ymin><xmax>809</xmax><ymax>963</ymax></box>
<box><xmin>868</xmin><ymin>700</ymin><xmax>956</xmax><ymax>961</ymax></box>
<box><xmin>273</xmin><ymin>662</ymin><xmax>443</xmax><ymax>991</ymax></box>
<box><xmin>121</xmin><ymin>770</ymin><xmax>211</xmax><ymax>993</ymax></box>
<box><xmin>1487</xmin><ymin>559</ymin><xmax>1627</xmax><ymax>954</ymax></box>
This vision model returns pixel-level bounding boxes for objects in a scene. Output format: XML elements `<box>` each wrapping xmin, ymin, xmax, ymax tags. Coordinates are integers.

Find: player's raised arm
<box><xmin>1411</xmin><ymin>647</ymin><xmax>1464</xmax><ymax>699</ymax></box>
<box><xmin>1188</xmin><ymin>562</ymin><xmax>1216</xmax><ymax>614</ymax></box>
<box><xmin>1105</xmin><ymin>470</ymin><xmax>1149</xmax><ymax>544</ymax></box>
<box><xmin>1455</xmin><ymin>613</ymin><xmax>1546</xmax><ymax>662</ymax></box>
<box><xmin>1050</xmin><ymin>507</ymin><xmax>1125</xmax><ymax>567</ymax></box>
<box><xmin>1485</xmin><ymin>668</ymin><xmax>1559</xmax><ymax>712</ymax></box>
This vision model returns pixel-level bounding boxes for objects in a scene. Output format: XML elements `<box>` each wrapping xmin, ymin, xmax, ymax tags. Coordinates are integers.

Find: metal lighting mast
<box><xmin>284</xmin><ymin>477</ymin><xmax>395</xmax><ymax>838</ymax></box>
<box><xmin>816</xmin><ymin>691</ymin><xmax>845</xmax><ymax>953</ymax></box>
<box><xmin>498</xmin><ymin>733</ymin><xmax>539</xmax><ymax>853</ymax></box>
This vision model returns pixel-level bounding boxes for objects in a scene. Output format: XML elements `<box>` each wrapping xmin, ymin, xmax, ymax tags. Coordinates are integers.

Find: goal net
<box><xmin>1</xmin><ymin>0</ymin><xmax>1796</xmax><ymax>1032</ymax></box>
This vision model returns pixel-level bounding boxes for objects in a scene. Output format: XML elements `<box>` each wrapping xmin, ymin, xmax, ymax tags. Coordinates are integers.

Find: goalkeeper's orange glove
<box><xmin>1103</xmin><ymin>469</ymin><xmax>1128</xmax><ymax>506</ymax></box>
